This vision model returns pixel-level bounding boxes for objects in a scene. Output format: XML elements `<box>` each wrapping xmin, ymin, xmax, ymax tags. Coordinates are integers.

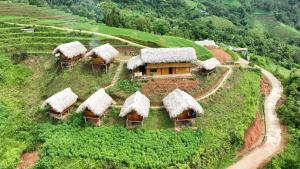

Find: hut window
<box><xmin>150</xmin><ymin>69</ymin><xmax>157</xmax><ymax>73</ymax></box>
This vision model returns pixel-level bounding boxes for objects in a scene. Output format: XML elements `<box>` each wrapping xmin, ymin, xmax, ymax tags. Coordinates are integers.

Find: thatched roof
<box><xmin>42</xmin><ymin>88</ymin><xmax>78</xmax><ymax>113</ymax></box>
<box><xmin>163</xmin><ymin>89</ymin><xmax>203</xmax><ymax>118</ymax></box>
<box><xmin>127</xmin><ymin>47</ymin><xmax>197</xmax><ymax>70</ymax></box>
<box><xmin>53</xmin><ymin>41</ymin><xmax>87</xmax><ymax>58</ymax></box>
<box><xmin>86</xmin><ymin>43</ymin><xmax>119</xmax><ymax>63</ymax></box>
<box><xmin>119</xmin><ymin>91</ymin><xmax>150</xmax><ymax>118</ymax></box>
<box><xmin>141</xmin><ymin>47</ymin><xmax>197</xmax><ymax>63</ymax></box>
<box><xmin>127</xmin><ymin>55</ymin><xmax>144</xmax><ymax>70</ymax></box>
<box><xmin>195</xmin><ymin>40</ymin><xmax>218</xmax><ymax>47</ymax></box>
<box><xmin>200</xmin><ymin>57</ymin><xmax>221</xmax><ymax>70</ymax></box>
<box><xmin>76</xmin><ymin>89</ymin><xmax>113</xmax><ymax>116</ymax></box>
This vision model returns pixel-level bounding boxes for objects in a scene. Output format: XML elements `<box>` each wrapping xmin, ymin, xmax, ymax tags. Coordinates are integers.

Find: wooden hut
<box><xmin>199</xmin><ymin>57</ymin><xmax>221</xmax><ymax>74</ymax></box>
<box><xmin>127</xmin><ymin>47</ymin><xmax>197</xmax><ymax>79</ymax></box>
<box><xmin>86</xmin><ymin>43</ymin><xmax>119</xmax><ymax>73</ymax></box>
<box><xmin>42</xmin><ymin>88</ymin><xmax>78</xmax><ymax>119</ymax></box>
<box><xmin>76</xmin><ymin>89</ymin><xmax>114</xmax><ymax>125</ymax></box>
<box><xmin>53</xmin><ymin>41</ymin><xmax>87</xmax><ymax>69</ymax></box>
<box><xmin>163</xmin><ymin>89</ymin><xmax>204</xmax><ymax>128</ymax></box>
<box><xmin>119</xmin><ymin>91</ymin><xmax>150</xmax><ymax>128</ymax></box>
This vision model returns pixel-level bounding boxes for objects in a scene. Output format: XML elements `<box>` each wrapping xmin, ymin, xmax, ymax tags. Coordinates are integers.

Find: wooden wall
<box><xmin>127</xmin><ymin>111</ymin><xmax>143</xmax><ymax>121</ymax></box>
<box><xmin>92</xmin><ymin>57</ymin><xmax>105</xmax><ymax>65</ymax></box>
<box><xmin>145</xmin><ymin>62</ymin><xmax>192</xmax><ymax>76</ymax></box>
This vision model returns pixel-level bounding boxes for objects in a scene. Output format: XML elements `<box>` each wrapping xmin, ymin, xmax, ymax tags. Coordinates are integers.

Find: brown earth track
<box><xmin>17</xmin><ymin>152</ymin><xmax>39</xmax><ymax>169</ymax></box>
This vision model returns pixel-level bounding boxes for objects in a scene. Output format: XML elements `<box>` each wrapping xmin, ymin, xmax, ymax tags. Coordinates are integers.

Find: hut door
<box><xmin>169</xmin><ymin>67</ymin><xmax>173</xmax><ymax>74</ymax></box>
<box><xmin>139</xmin><ymin>66</ymin><xmax>146</xmax><ymax>75</ymax></box>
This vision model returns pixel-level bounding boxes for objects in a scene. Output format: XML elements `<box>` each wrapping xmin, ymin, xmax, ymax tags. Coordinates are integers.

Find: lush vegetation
<box><xmin>0</xmin><ymin>1</ymin><xmax>299</xmax><ymax>168</ymax></box>
<box><xmin>0</xmin><ymin>22</ymin><xmax>123</xmax><ymax>168</ymax></box>
<box><xmin>31</xmin><ymin>69</ymin><xmax>262</xmax><ymax>169</ymax></box>
<box><xmin>0</xmin><ymin>20</ymin><xmax>264</xmax><ymax>168</ymax></box>
<box><xmin>266</xmin><ymin>70</ymin><xmax>300</xmax><ymax>169</ymax></box>
<box><xmin>12</xmin><ymin>0</ymin><xmax>300</xmax><ymax>69</ymax></box>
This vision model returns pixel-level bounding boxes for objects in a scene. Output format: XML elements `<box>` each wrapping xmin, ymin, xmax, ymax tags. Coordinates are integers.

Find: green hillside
<box><xmin>0</xmin><ymin>1</ymin><xmax>299</xmax><ymax>169</ymax></box>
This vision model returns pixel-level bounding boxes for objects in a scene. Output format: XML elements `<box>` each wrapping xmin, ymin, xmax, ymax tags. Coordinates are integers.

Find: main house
<box><xmin>127</xmin><ymin>47</ymin><xmax>197</xmax><ymax>78</ymax></box>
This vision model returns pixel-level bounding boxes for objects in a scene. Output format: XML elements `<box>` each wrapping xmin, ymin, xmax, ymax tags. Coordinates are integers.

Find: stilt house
<box><xmin>163</xmin><ymin>89</ymin><xmax>204</xmax><ymax>128</ymax></box>
<box><xmin>86</xmin><ymin>43</ymin><xmax>119</xmax><ymax>73</ymax></box>
<box><xmin>76</xmin><ymin>89</ymin><xmax>114</xmax><ymax>125</ymax></box>
<box><xmin>53</xmin><ymin>41</ymin><xmax>87</xmax><ymax>68</ymax></box>
<box><xmin>42</xmin><ymin>88</ymin><xmax>78</xmax><ymax>119</ymax></box>
<box><xmin>119</xmin><ymin>91</ymin><xmax>150</xmax><ymax>128</ymax></box>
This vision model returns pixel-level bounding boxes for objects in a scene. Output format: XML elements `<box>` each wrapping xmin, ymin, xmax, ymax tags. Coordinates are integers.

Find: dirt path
<box><xmin>17</xmin><ymin>152</ymin><xmax>39</xmax><ymax>169</ymax></box>
<box><xmin>196</xmin><ymin>65</ymin><xmax>232</xmax><ymax>100</ymax></box>
<box><xmin>4</xmin><ymin>22</ymin><xmax>147</xmax><ymax>48</ymax></box>
<box><xmin>104</xmin><ymin>61</ymin><xmax>124</xmax><ymax>90</ymax></box>
<box><xmin>227</xmin><ymin>67</ymin><xmax>283</xmax><ymax>169</ymax></box>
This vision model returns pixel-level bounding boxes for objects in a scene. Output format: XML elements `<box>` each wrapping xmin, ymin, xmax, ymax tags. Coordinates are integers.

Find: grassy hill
<box><xmin>0</xmin><ymin>3</ymin><xmax>265</xmax><ymax>168</ymax></box>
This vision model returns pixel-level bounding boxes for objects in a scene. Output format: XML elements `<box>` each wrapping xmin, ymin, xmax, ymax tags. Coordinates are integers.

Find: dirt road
<box><xmin>228</xmin><ymin>67</ymin><xmax>283</xmax><ymax>169</ymax></box>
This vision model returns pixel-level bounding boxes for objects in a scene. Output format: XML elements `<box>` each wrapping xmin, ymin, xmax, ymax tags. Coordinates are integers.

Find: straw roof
<box><xmin>163</xmin><ymin>89</ymin><xmax>203</xmax><ymax>118</ymax></box>
<box><xmin>127</xmin><ymin>47</ymin><xmax>197</xmax><ymax>70</ymax></box>
<box><xmin>86</xmin><ymin>43</ymin><xmax>119</xmax><ymax>63</ymax></box>
<box><xmin>127</xmin><ymin>55</ymin><xmax>144</xmax><ymax>70</ymax></box>
<box><xmin>53</xmin><ymin>41</ymin><xmax>87</xmax><ymax>59</ymax></box>
<box><xmin>195</xmin><ymin>40</ymin><xmax>218</xmax><ymax>47</ymax></box>
<box><xmin>141</xmin><ymin>47</ymin><xmax>197</xmax><ymax>63</ymax></box>
<box><xmin>200</xmin><ymin>57</ymin><xmax>221</xmax><ymax>70</ymax></box>
<box><xmin>42</xmin><ymin>88</ymin><xmax>78</xmax><ymax>113</ymax></box>
<box><xmin>119</xmin><ymin>91</ymin><xmax>150</xmax><ymax>118</ymax></box>
<box><xmin>76</xmin><ymin>89</ymin><xmax>113</xmax><ymax>116</ymax></box>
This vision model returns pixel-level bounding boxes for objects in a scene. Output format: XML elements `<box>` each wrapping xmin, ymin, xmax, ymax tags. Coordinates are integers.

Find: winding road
<box><xmin>227</xmin><ymin>67</ymin><xmax>283</xmax><ymax>169</ymax></box>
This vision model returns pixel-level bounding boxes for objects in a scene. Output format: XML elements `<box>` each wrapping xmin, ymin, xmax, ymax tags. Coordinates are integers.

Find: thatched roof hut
<box><xmin>119</xmin><ymin>91</ymin><xmax>150</xmax><ymax>118</ymax></box>
<box><xmin>127</xmin><ymin>47</ymin><xmax>197</xmax><ymax>70</ymax></box>
<box><xmin>76</xmin><ymin>89</ymin><xmax>113</xmax><ymax>116</ymax></box>
<box><xmin>163</xmin><ymin>89</ymin><xmax>203</xmax><ymax>118</ymax></box>
<box><xmin>53</xmin><ymin>41</ymin><xmax>87</xmax><ymax>59</ymax></box>
<box><xmin>195</xmin><ymin>40</ymin><xmax>218</xmax><ymax>48</ymax></box>
<box><xmin>127</xmin><ymin>55</ymin><xmax>144</xmax><ymax>70</ymax></box>
<box><xmin>200</xmin><ymin>57</ymin><xmax>221</xmax><ymax>71</ymax></box>
<box><xmin>42</xmin><ymin>88</ymin><xmax>78</xmax><ymax>113</ymax></box>
<box><xmin>86</xmin><ymin>43</ymin><xmax>119</xmax><ymax>64</ymax></box>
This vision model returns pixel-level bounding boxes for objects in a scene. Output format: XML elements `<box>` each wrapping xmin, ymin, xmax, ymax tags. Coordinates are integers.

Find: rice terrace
<box><xmin>0</xmin><ymin>1</ymin><xmax>299</xmax><ymax>169</ymax></box>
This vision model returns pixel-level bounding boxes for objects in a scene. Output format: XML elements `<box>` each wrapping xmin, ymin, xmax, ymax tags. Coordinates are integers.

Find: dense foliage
<box><xmin>16</xmin><ymin>0</ymin><xmax>300</xmax><ymax>70</ymax></box>
<box><xmin>267</xmin><ymin>70</ymin><xmax>300</xmax><ymax>169</ymax></box>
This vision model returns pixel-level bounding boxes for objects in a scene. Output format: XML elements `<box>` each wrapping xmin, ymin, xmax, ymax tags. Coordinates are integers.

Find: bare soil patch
<box><xmin>237</xmin><ymin>112</ymin><xmax>265</xmax><ymax>156</ymax></box>
<box><xmin>207</xmin><ymin>47</ymin><xmax>232</xmax><ymax>64</ymax></box>
<box><xmin>141</xmin><ymin>78</ymin><xmax>200</xmax><ymax>105</ymax></box>
<box><xmin>17</xmin><ymin>151</ymin><xmax>39</xmax><ymax>169</ymax></box>
<box><xmin>260</xmin><ymin>76</ymin><xmax>270</xmax><ymax>96</ymax></box>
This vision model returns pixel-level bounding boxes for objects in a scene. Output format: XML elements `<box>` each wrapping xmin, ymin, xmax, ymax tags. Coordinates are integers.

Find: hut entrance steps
<box><xmin>126</xmin><ymin>119</ymin><xmax>144</xmax><ymax>129</ymax></box>
<box><xmin>92</xmin><ymin>63</ymin><xmax>110</xmax><ymax>74</ymax></box>
<box><xmin>174</xmin><ymin>118</ymin><xmax>196</xmax><ymax>128</ymax></box>
<box><xmin>84</xmin><ymin>116</ymin><xmax>102</xmax><ymax>126</ymax></box>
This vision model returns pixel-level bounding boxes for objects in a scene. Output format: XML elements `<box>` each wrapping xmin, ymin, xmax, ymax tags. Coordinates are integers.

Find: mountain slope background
<box><xmin>17</xmin><ymin>0</ymin><xmax>300</xmax><ymax>70</ymax></box>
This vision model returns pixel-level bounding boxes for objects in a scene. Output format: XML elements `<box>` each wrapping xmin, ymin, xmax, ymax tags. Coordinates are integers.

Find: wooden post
<box><xmin>92</xmin><ymin>63</ymin><xmax>95</xmax><ymax>74</ymax></box>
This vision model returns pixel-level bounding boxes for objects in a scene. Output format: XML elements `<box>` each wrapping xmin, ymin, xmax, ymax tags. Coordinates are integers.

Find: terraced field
<box><xmin>0</xmin><ymin>1</ymin><xmax>212</xmax><ymax>59</ymax></box>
